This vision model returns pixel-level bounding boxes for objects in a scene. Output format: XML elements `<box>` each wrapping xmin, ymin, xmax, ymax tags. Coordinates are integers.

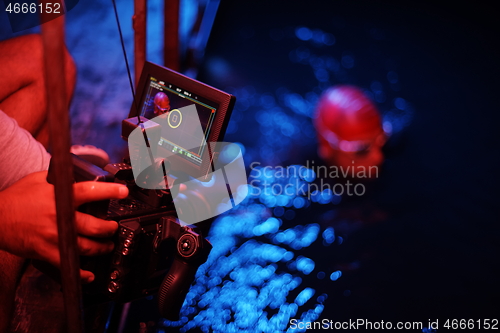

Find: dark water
<box><xmin>196</xmin><ymin>0</ymin><xmax>500</xmax><ymax>330</ymax></box>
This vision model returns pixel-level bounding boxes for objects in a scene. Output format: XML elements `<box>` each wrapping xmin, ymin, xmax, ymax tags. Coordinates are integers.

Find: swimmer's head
<box><xmin>314</xmin><ymin>85</ymin><xmax>386</xmax><ymax>175</ymax></box>
<box><xmin>154</xmin><ymin>92</ymin><xmax>171</xmax><ymax>115</ymax></box>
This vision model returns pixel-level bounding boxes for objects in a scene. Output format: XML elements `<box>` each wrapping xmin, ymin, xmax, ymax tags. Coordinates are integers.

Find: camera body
<box><xmin>45</xmin><ymin>62</ymin><xmax>237</xmax><ymax>320</ymax></box>
<box><xmin>49</xmin><ymin>154</ymin><xmax>212</xmax><ymax>320</ymax></box>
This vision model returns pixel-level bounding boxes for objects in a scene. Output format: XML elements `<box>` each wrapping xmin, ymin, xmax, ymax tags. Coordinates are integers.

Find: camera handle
<box><xmin>157</xmin><ymin>217</ymin><xmax>212</xmax><ymax>320</ymax></box>
<box><xmin>157</xmin><ymin>255</ymin><xmax>200</xmax><ymax>320</ymax></box>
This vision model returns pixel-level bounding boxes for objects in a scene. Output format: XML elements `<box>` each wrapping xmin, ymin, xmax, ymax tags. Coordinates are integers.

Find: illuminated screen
<box><xmin>139</xmin><ymin>76</ymin><xmax>219</xmax><ymax>165</ymax></box>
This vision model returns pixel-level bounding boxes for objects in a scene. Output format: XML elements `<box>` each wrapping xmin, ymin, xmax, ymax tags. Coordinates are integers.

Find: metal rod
<box><xmin>164</xmin><ymin>0</ymin><xmax>180</xmax><ymax>71</ymax></box>
<box><xmin>133</xmin><ymin>0</ymin><xmax>147</xmax><ymax>86</ymax></box>
<box><xmin>112</xmin><ymin>0</ymin><xmax>139</xmax><ymax>118</ymax></box>
<box><xmin>41</xmin><ymin>4</ymin><xmax>84</xmax><ymax>332</ymax></box>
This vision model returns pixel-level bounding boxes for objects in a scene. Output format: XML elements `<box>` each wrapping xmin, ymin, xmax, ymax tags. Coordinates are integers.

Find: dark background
<box><xmin>199</xmin><ymin>0</ymin><xmax>500</xmax><ymax>327</ymax></box>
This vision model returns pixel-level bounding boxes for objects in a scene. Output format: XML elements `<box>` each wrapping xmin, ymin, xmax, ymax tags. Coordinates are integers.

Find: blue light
<box><xmin>256</xmin><ymin>110</ymin><xmax>272</xmax><ymax>125</ymax></box>
<box><xmin>253</xmin><ymin>217</ymin><xmax>281</xmax><ymax>236</ymax></box>
<box><xmin>283</xmin><ymin>251</ymin><xmax>294</xmax><ymax>262</ymax></box>
<box><xmin>274</xmin><ymin>233</ymin><xmax>285</xmax><ymax>243</ymax></box>
<box><xmin>299</xmin><ymin>168</ymin><xmax>316</xmax><ymax>182</ymax></box>
<box><xmin>315</xmin><ymin>69</ymin><xmax>329</xmax><ymax>82</ymax></box>
<box><xmin>226</xmin><ymin>121</ymin><xmax>238</xmax><ymax>134</ymax></box>
<box><xmin>295</xmin><ymin>27</ymin><xmax>312</xmax><ymax>41</ymax></box>
<box><xmin>163</xmin><ymin>154</ymin><xmax>337</xmax><ymax>332</ymax></box>
<box><xmin>283</xmin><ymin>92</ymin><xmax>311</xmax><ymax>116</ymax></box>
<box><xmin>322</xmin><ymin>227</ymin><xmax>335</xmax><ymax>244</ymax></box>
<box><xmin>312</xmin><ymin>30</ymin><xmax>324</xmax><ymax>44</ymax></box>
<box><xmin>314</xmin><ymin>304</ymin><xmax>324</xmax><ymax>314</ymax></box>
<box><xmin>293</xmin><ymin>197</ymin><xmax>305</xmax><ymax>209</ymax></box>
<box><xmin>283</xmin><ymin>229</ymin><xmax>296</xmax><ymax>243</ymax></box>
<box><xmin>249</xmin><ymin>185</ymin><xmax>261</xmax><ymax>197</ymax></box>
<box><xmin>260</xmin><ymin>193</ymin><xmax>277</xmax><ymax>207</ymax></box>
<box><xmin>319</xmin><ymin>189</ymin><xmax>333</xmax><ymax>204</ymax></box>
<box><xmin>157</xmin><ymin>18</ymin><xmax>418</xmax><ymax>331</ymax></box>
<box><xmin>316</xmin><ymin>294</ymin><xmax>328</xmax><ymax>303</ymax></box>
<box><xmin>276</xmin><ymin>195</ymin><xmax>290</xmax><ymax>207</ymax></box>
<box><xmin>395</xmin><ymin>97</ymin><xmax>406</xmax><ymax>110</ymax></box>
<box><xmin>274</xmin><ymin>206</ymin><xmax>285</xmax><ymax>217</ymax></box>
<box><xmin>280</xmin><ymin>122</ymin><xmax>296</xmax><ymax>137</ymax></box>
<box><xmin>294</xmin><ymin>288</ymin><xmax>315</xmax><ymax>306</ymax></box>
<box><xmin>295</xmin><ymin>256</ymin><xmax>315</xmax><ymax>275</ymax></box>
<box><xmin>260</xmin><ymin>94</ymin><xmax>276</xmax><ymax>108</ymax></box>
<box><xmin>330</xmin><ymin>270</ymin><xmax>342</xmax><ymax>281</ymax></box>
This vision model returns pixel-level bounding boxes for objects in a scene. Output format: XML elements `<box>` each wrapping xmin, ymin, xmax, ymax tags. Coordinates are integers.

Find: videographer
<box><xmin>0</xmin><ymin>35</ymin><xmax>129</xmax><ymax>332</ymax></box>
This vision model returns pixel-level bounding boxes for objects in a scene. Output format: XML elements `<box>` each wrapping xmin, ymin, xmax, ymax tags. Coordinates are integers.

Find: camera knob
<box><xmin>177</xmin><ymin>233</ymin><xmax>197</xmax><ymax>258</ymax></box>
<box><xmin>110</xmin><ymin>270</ymin><xmax>120</xmax><ymax>280</ymax></box>
<box><xmin>108</xmin><ymin>281</ymin><xmax>120</xmax><ymax>293</ymax></box>
<box><xmin>181</xmin><ymin>240</ymin><xmax>191</xmax><ymax>251</ymax></box>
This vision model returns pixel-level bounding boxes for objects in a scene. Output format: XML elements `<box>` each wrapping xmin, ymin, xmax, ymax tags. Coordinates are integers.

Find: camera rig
<box><xmin>44</xmin><ymin>62</ymin><xmax>236</xmax><ymax>321</ymax></box>
<box><xmin>57</xmin><ymin>153</ymin><xmax>212</xmax><ymax>320</ymax></box>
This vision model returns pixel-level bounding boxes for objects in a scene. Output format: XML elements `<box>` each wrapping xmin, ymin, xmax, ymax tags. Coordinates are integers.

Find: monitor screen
<box><xmin>139</xmin><ymin>76</ymin><xmax>219</xmax><ymax>166</ymax></box>
<box><xmin>129</xmin><ymin>62</ymin><xmax>235</xmax><ymax>180</ymax></box>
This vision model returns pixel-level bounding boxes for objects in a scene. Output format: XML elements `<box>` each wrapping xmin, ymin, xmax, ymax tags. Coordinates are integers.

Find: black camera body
<box><xmin>48</xmin><ymin>154</ymin><xmax>212</xmax><ymax>320</ymax></box>
<box><xmin>46</xmin><ymin>62</ymin><xmax>235</xmax><ymax>320</ymax></box>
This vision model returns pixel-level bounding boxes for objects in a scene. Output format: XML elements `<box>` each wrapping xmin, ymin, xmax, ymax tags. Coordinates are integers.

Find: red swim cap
<box><xmin>314</xmin><ymin>85</ymin><xmax>386</xmax><ymax>173</ymax></box>
<box><xmin>154</xmin><ymin>92</ymin><xmax>171</xmax><ymax>115</ymax></box>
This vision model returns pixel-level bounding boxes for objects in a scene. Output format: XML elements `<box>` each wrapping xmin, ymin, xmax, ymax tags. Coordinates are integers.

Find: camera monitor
<box><xmin>128</xmin><ymin>61</ymin><xmax>236</xmax><ymax>180</ymax></box>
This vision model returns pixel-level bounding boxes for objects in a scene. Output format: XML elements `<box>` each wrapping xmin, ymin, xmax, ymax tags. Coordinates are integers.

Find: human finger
<box><xmin>40</xmin><ymin>247</ymin><xmax>95</xmax><ymax>284</ymax></box>
<box><xmin>73</xmin><ymin>181</ymin><xmax>128</xmax><ymax>207</ymax></box>
<box><xmin>75</xmin><ymin>212</ymin><xmax>118</xmax><ymax>238</ymax></box>
<box><xmin>80</xmin><ymin>269</ymin><xmax>95</xmax><ymax>284</ymax></box>
<box><xmin>77</xmin><ymin>236</ymin><xmax>115</xmax><ymax>257</ymax></box>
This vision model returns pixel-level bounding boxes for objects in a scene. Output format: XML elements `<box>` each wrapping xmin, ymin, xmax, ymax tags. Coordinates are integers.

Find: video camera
<box><xmin>47</xmin><ymin>62</ymin><xmax>237</xmax><ymax>320</ymax></box>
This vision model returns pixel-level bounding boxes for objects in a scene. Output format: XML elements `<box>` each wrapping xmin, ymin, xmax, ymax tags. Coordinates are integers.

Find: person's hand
<box><xmin>0</xmin><ymin>171</ymin><xmax>128</xmax><ymax>283</ymax></box>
